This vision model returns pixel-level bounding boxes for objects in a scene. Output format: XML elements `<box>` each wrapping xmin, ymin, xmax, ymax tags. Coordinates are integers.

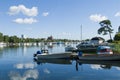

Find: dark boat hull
<box><xmin>78</xmin><ymin>54</ymin><xmax>120</xmax><ymax>61</ymax></box>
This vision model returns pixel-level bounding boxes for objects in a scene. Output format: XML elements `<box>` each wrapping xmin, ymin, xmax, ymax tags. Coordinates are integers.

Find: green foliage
<box><xmin>9</xmin><ymin>36</ymin><xmax>20</xmax><ymax>43</ymax></box>
<box><xmin>0</xmin><ymin>32</ymin><xmax>3</xmax><ymax>42</ymax></box>
<box><xmin>98</xmin><ymin>20</ymin><xmax>113</xmax><ymax>40</ymax></box>
<box><xmin>114</xmin><ymin>33</ymin><xmax>120</xmax><ymax>41</ymax></box>
<box><xmin>0</xmin><ymin>32</ymin><xmax>79</xmax><ymax>44</ymax></box>
<box><xmin>3</xmin><ymin>35</ymin><xmax>9</xmax><ymax>43</ymax></box>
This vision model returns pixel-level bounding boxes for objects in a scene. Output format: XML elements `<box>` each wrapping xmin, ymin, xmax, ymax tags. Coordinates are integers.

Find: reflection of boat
<box><xmin>34</xmin><ymin>58</ymin><xmax>72</xmax><ymax>65</ymax></box>
<box><xmin>77</xmin><ymin>60</ymin><xmax>120</xmax><ymax>68</ymax></box>
<box><xmin>34</xmin><ymin>49</ymin><xmax>78</xmax><ymax>59</ymax></box>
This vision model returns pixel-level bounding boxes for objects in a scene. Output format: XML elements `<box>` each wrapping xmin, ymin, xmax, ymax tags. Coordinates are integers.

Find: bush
<box><xmin>114</xmin><ymin>33</ymin><xmax>120</xmax><ymax>41</ymax></box>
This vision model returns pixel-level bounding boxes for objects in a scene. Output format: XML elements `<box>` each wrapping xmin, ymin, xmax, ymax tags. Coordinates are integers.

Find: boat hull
<box><xmin>78</xmin><ymin>54</ymin><xmax>120</xmax><ymax>61</ymax></box>
<box><xmin>36</xmin><ymin>52</ymin><xmax>77</xmax><ymax>59</ymax></box>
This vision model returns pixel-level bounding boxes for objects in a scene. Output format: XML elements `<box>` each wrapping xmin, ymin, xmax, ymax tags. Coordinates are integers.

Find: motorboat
<box><xmin>78</xmin><ymin>46</ymin><xmax>120</xmax><ymax>61</ymax></box>
<box><xmin>97</xmin><ymin>46</ymin><xmax>113</xmax><ymax>54</ymax></box>
<box><xmin>65</xmin><ymin>45</ymin><xmax>76</xmax><ymax>52</ymax></box>
<box><xmin>34</xmin><ymin>49</ymin><xmax>78</xmax><ymax>59</ymax></box>
<box><xmin>78</xmin><ymin>53</ymin><xmax>120</xmax><ymax>61</ymax></box>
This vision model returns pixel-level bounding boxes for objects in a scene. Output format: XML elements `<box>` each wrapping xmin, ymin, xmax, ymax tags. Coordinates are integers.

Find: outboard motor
<box><xmin>34</xmin><ymin>50</ymin><xmax>41</xmax><ymax>57</ymax></box>
<box><xmin>37</xmin><ymin>50</ymin><xmax>41</xmax><ymax>54</ymax></box>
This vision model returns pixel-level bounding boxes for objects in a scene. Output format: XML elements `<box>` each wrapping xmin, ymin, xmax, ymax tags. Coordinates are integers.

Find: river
<box><xmin>0</xmin><ymin>43</ymin><xmax>120</xmax><ymax>80</ymax></box>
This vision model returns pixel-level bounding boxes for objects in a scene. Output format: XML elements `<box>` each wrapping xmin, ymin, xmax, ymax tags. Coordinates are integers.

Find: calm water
<box><xmin>0</xmin><ymin>44</ymin><xmax>120</xmax><ymax>80</ymax></box>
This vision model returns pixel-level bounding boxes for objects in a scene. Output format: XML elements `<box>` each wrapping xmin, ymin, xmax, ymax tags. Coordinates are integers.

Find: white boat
<box><xmin>65</xmin><ymin>45</ymin><xmax>76</xmax><ymax>52</ymax></box>
<box><xmin>97</xmin><ymin>46</ymin><xmax>113</xmax><ymax>54</ymax></box>
<box><xmin>34</xmin><ymin>49</ymin><xmax>77</xmax><ymax>59</ymax></box>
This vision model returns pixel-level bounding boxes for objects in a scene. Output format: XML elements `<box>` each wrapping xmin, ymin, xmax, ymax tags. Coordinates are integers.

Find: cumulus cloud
<box><xmin>13</xmin><ymin>18</ymin><xmax>38</xmax><ymax>24</ymax></box>
<box><xmin>42</xmin><ymin>12</ymin><xmax>49</xmax><ymax>16</ymax></box>
<box><xmin>89</xmin><ymin>14</ymin><xmax>108</xmax><ymax>22</ymax></box>
<box><xmin>8</xmin><ymin>5</ymin><xmax>38</xmax><ymax>16</ymax></box>
<box><xmin>115</xmin><ymin>12</ymin><xmax>120</xmax><ymax>17</ymax></box>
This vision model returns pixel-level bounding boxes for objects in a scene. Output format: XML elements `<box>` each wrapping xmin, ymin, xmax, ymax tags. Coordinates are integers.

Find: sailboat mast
<box><xmin>80</xmin><ymin>25</ymin><xmax>82</xmax><ymax>42</ymax></box>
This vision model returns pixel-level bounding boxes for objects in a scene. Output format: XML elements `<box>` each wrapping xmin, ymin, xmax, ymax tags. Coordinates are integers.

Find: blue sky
<box><xmin>0</xmin><ymin>0</ymin><xmax>120</xmax><ymax>40</ymax></box>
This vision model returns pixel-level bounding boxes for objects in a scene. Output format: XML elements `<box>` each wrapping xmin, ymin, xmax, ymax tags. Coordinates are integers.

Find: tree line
<box><xmin>0</xmin><ymin>32</ymin><xmax>79</xmax><ymax>44</ymax></box>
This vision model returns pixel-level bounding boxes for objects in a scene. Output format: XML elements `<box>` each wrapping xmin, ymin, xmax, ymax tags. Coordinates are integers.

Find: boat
<box><xmin>76</xmin><ymin>37</ymin><xmax>110</xmax><ymax>52</ymax></box>
<box><xmin>97</xmin><ymin>46</ymin><xmax>113</xmax><ymax>54</ymax></box>
<box><xmin>34</xmin><ymin>49</ymin><xmax>78</xmax><ymax>59</ymax></box>
<box><xmin>76</xmin><ymin>41</ymin><xmax>97</xmax><ymax>52</ymax></box>
<box><xmin>78</xmin><ymin>46</ymin><xmax>120</xmax><ymax>61</ymax></box>
<box><xmin>65</xmin><ymin>45</ymin><xmax>76</xmax><ymax>52</ymax></box>
<box><xmin>78</xmin><ymin>54</ymin><xmax>120</xmax><ymax>61</ymax></box>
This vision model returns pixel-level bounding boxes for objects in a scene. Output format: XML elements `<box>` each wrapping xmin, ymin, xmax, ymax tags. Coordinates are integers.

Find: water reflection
<box><xmin>14</xmin><ymin>62</ymin><xmax>36</xmax><ymax>69</ymax></box>
<box><xmin>34</xmin><ymin>58</ymin><xmax>72</xmax><ymax>65</ymax></box>
<box><xmin>77</xmin><ymin>60</ymin><xmax>120</xmax><ymax>70</ymax></box>
<box><xmin>1</xmin><ymin>44</ymin><xmax>120</xmax><ymax>80</ymax></box>
<box><xmin>9</xmin><ymin>69</ymin><xmax>39</xmax><ymax>80</ymax></box>
<box><xmin>34</xmin><ymin>58</ymin><xmax>120</xmax><ymax>71</ymax></box>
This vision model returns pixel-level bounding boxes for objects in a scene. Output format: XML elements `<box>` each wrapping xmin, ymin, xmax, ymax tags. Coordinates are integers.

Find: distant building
<box><xmin>21</xmin><ymin>34</ymin><xmax>26</xmax><ymax>39</ymax></box>
<box><xmin>47</xmin><ymin>36</ymin><xmax>53</xmax><ymax>41</ymax></box>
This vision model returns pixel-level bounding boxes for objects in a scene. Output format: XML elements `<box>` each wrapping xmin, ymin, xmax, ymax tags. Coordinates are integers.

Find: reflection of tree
<box><xmin>0</xmin><ymin>47</ymin><xmax>4</xmax><ymax>58</ymax></box>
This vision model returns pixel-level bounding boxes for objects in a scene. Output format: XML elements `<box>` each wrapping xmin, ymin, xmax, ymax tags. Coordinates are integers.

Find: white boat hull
<box><xmin>36</xmin><ymin>52</ymin><xmax>77</xmax><ymax>59</ymax></box>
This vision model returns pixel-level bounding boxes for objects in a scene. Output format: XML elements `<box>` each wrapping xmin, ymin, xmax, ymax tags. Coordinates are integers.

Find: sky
<box><xmin>0</xmin><ymin>0</ymin><xmax>120</xmax><ymax>40</ymax></box>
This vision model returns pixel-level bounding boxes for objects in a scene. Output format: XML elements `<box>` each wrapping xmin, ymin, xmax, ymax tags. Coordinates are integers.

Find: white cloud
<box><xmin>8</xmin><ymin>5</ymin><xmax>38</xmax><ymax>16</ymax></box>
<box><xmin>89</xmin><ymin>14</ymin><xmax>108</xmax><ymax>22</ymax></box>
<box><xmin>13</xmin><ymin>18</ymin><xmax>38</xmax><ymax>24</ymax></box>
<box><xmin>42</xmin><ymin>12</ymin><xmax>49</xmax><ymax>16</ymax></box>
<box><xmin>115</xmin><ymin>12</ymin><xmax>120</xmax><ymax>17</ymax></box>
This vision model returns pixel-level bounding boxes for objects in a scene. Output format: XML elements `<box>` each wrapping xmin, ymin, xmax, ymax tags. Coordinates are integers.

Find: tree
<box><xmin>0</xmin><ymin>32</ymin><xmax>3</xmax><ymax>42</ymax></box>
<box><xmin>114</xmin><ymin>33</ymin><xmax>120</xmax><ymax>41</ymax></box>
<box><xmin>3</xmin><ymin>35</ymin><xmax>9</xmax><ymax>43</ymax></box>
<box><xmin>98</xmin><ymin>20</ymin><xmax>113</xmax><ymax>40</ymax></box>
